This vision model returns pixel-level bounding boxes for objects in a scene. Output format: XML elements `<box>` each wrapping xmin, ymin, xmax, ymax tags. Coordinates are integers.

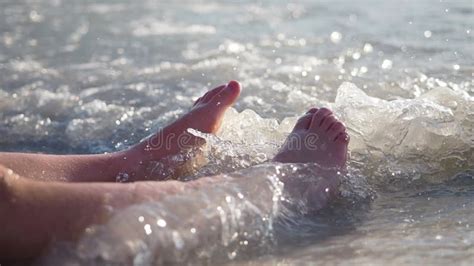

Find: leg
<box><xmin>0</xmin><ymin>81</ymin><xmax>241</xmax><ymax>183</ymax></box>
<box><xmin>0</xmin><ymin>165</ymin><xmax>228</xmax><ymax>260</ymax></box>
<box><xmin>0</xmin><ymin>107</ymin><xmax>349</xmax><ymax>260</ymax></box>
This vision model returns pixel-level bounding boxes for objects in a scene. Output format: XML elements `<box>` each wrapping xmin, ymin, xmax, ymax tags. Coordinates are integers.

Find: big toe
<box><xmin>194</xmin><ymin>84</ymin><xmax>227</xmax><ymax>106</ymax></box>
<box><xmin>293</xmin><ymin>108</ymin><xmax>318</xmax><ymax>131</ymax></box>
<box><xmin>210</xmin><ymin>80</ymin><xmax>241</xmax><ymax>108</ymax></box>
<box><xmin>188</xmin><ymin>81</ymin><xmax>241</xmax><ymax>134</ymax></box>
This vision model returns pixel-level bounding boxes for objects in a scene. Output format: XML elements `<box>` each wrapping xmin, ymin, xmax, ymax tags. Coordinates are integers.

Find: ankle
<box><xmin>110</xmin><ymin>141</ymin><xmax>167</xmax><ymax>182</ymax></box>
<box><xmin>107</xmin><ymin>149</ymin><xmax>140</xmax><ymax>182</ymax></box>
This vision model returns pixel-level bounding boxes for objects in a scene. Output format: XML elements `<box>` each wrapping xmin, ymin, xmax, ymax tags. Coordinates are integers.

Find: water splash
<box><xmin>333</xmin><ymin>82</ymin><xmax>473</xmax><ymax>187</ymax></box>
<box><xmin>46</xmin><ymin>164</ymin><xmax>311</xmax><ymax>265</ymax></box>
<box><xmin>193</xmin><ymin>82</ymin><xmax>473</xmax><ymax>189</ymax></box>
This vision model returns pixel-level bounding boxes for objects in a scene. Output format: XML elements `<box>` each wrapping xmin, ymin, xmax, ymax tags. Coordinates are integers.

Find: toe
<box><xmin>293</xmin><ymin>108</ymin><xmax>319</xmax><ymax>130</ymax></box>
<box><xmin>293</xmin><ymin>113</ymin><xmax>313</xmax><ymax>131</ymax></box>
<box><xmin>307</xmin><ymin>108</ymin><xmax>318</xmax><ymax>114</ymax></box>
<box><xmin>335</xmin><ymin>132</ymin><xmax>350</xmax><ymax>144</ymax></box>
<box><xmin>322</xmin><ymin>115</ymin><xmax>338</xmax><ymax>131</ymax></box>
<box><xmin>210</xmin><ymin>80</ymin><xmax>241</xmax><ymax>107</ymax></box>
<box><xmin>329</xmin><ymin>122</ymin><xmax>346</xmax><ymax>140</ymax></box>
<box><xmin>201</xmin><ymin>84</ymin><xmax>227</xmax><ymax>103</ymax></box>
<box><xmin>193</xmin><ymin>97</ymin><xmax>202</xmax><ymax>106</ymax></box>
<box><xmin>310</xmin><ymin>108</ymin><xmax>333</xmax><ymax>129</ymax></box>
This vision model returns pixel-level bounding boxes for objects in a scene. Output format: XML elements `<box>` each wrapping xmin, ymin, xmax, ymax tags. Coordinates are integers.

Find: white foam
<box><xmin>193</xmin><ymin>82</ymin><xmax>473</xmax><ymax>186</ymax></box>
<box><xmin>132</xmin><ymin>19</ymin><xmax>216</xmax><ymax>36</ymax></box>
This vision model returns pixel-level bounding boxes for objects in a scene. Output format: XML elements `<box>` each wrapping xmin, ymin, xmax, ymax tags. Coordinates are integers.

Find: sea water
<box><xmin>0</xmin><ymin>0</ymin><xmax>473</xmax><ymax>265</ymax></box>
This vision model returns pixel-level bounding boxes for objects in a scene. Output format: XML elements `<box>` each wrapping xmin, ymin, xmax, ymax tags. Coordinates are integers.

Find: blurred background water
<box><xmin>0</xmin><ymin>0</ymin><xmax>473</xmax><ymax>265</ymax></box>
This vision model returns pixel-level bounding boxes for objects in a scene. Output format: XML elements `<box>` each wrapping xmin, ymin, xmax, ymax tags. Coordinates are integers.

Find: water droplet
<box><xmin>116</xmin><ymin>172</ymin><xmax>129</xmax><ymax>182</ymax></box>
<box><xmin>228</xmin><ymin>251</ymin><xmax>237</xmax><ymax>259</ymax></box>
<box><xmin>29</xmin><ymin>10</ymin><xmax>44</xmax><ymax>23</ymax></box>
<box><xmin>190</xmin><ymin>227</ymin><xmax>196</xmax><ymax>234</ymax></box>
<box><xmin>138</xmin><ymin>216</ymin><xmax>145</xmax><ymax>222</ymax></box>
<box><xmin>453</xmin><ymin>64</ymin><xmax>460</xmax><ymax>70</ymax></box>
<box><xmin>144</xmin><ymin>224</ymin><xmax>152</xmax><ymax>235</ymax></box>
<box><xmin>424</xmin><ymin>30</ymin><xmax>432</xmax><ymax>38</ymax></box>
<box><xmin>157</xmin><ymin>219</ymin><xmax>167</xmax><ymax>227</ymax></box>
<box><xmin>363</xmin><ymin>43</ymin><xmax>373</xmax><ymax>53</ymax></box>
<box><xmin>172</xmin><ymin>231</ymin><xmax>184</xmax><ymax>250</ymax></box>
<box><xmin>349</xmin><ymin>72</ymin><xmax>357</xmax><ymax>79</ymax></box>
<box><xmin>314</xmin><ymin>75</ymin><xmax>320</xmax><ymax>81</ymax></box>
<box><xmin>381</xmin><ymin>59</ymin><xmax>393</xmax><ymax>70</ymax></box>
<box><xmin>227</xmin><ymin>42</ymin><xmax>244</xmax><ymax>53</ymax></box>
<box><xmin>330</xmin><ymin>31</ymin><xmax>342</xmax><ymax>44</ymax></box>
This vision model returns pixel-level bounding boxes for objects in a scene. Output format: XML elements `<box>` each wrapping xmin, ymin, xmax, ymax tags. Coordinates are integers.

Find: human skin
<box><xmin>0</xmin><ymin>81</ymin><xmax>241</xmax><ymax>183</ymax></box>
<box><xmin>0</xmin><ymin>106</ymin><xmax>349</xmax><ymax>261</ymax></box>
<box><xmin>0</xmin><ymin>165</ymin><xmax>216</xmax><ymax>259</ymax></box>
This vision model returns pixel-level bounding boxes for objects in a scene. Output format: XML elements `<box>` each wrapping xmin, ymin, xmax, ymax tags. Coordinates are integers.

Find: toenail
<box><xmin>319</xmin><ymin>107</ymin><xmax>332</xmax><ymax>113</ymax></box>
<box><xmin>307</xmin><ymin>108</ymin><xmax>318</xmax><ymax>114</ymax></box>
<box><xmin>227</xmin><ymin>80</ymin><xmax>240</xmax><ymax>90</ymax></box>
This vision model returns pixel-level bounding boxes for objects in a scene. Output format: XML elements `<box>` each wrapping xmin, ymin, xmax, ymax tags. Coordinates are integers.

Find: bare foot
<box><xmin>273</xmin><ymin>107</ymin><xmax>349</xmax><ymax>168</ymax></box>
<box><xmin>118</xmin><ymin>81</ymin><xmax>241</xmax><ymax>181</ymax></box>
<box><xmin>273</xmin><ymin>108</ymin><xmax>350</xmax><ymax>211</ymax></box>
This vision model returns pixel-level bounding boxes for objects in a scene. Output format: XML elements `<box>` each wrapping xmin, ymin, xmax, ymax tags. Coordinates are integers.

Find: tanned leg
<box><xmin>0</xmin><ymin>81</ymin><xmax>241</xmax><ymax>183</ymax></box>
<box><xmin>0</xmin><ymin>107</ymin><xmax>349</xmax><ymax>261</ymax></box>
